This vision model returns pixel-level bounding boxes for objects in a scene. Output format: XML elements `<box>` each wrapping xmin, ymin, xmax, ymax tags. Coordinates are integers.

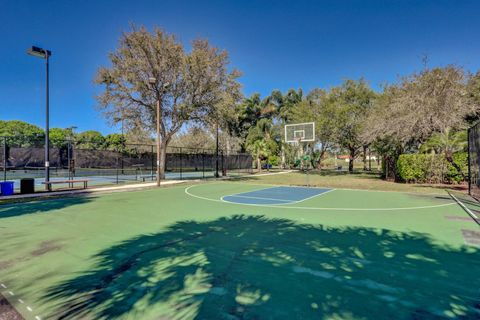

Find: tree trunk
<box><xmin>158</xmin><ymin>140</ymin><xmax>168</xmax><ymax>179</ymax></box>
<box><xmin>348</xmin><ymin>148</ymin><xmax>355</xmax><ymax>173</ymax></box>
<box><xmin>363</xmin><ymin>145</ymin><xmax>367</xmax><ymax>171</ymax></box>
<box><xmin>316</xmin><ymin>149</ymin><xmax>325</xmax><ymax>170</ymax></box>
<box><xmin>257</xmin><ymin>156</ymin><xmax>261</xmax><ymax>173</ymax></box>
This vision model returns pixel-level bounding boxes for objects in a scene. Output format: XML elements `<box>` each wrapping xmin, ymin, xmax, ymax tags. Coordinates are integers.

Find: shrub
<box><xmin>445</xmin><ymin>152</ymin><xmax>468</xmax><ymax>183</ymax></box>
<box><xmin>396</xmin><ymin>152</ymin><xmax>467</xmax><ymax>184</ymax></box>
<box><xmin>397</xmin><ymin>154</ymin><xmax>429</xmax><ymax>183</ymax></box>
<box><xmin>268</xmin><ymin>155</ymin><xmax>280</xmax><ymax>166</ymax></box>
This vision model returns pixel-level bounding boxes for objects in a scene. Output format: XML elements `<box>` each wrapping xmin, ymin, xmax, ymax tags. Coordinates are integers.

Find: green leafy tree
<box><xmin>245</xmin><ymin>119</ymin><xmax>278</xmax><ymax>171</ymax></box>
<box><xmin>262</xmin><ymin>88</ymin><xmax>303</xmax><ymax>167</ymax></box>
<box><xmin>76</xmin><ymin>130</ymin><xmax>105</xmax><ymax>150</ymax></box>
<box><xmin>246</xmin><ymin>139</ymin><xmax>268</xmax><ymax>172</ymax></box>
<box><xmin>288</xmin><ymin>89</ymin><xmax>339</xmax><ymax>169</ymax></box>
<box><xmin>95</xmin><ymin>26</ymin><xmax>241</xmax><ymax>179</ymax></box>
<box><xmin>419</xmin><ymin>128</ymin><xmax>467</xmax><ymax>179</ymax></box>
<box><xmin>49</xmin><ymin>128</ymin><xmax>75</xmax><ymax>148</ymax></box>
<box><xmin>234</xmin><ymin>94</ymin><xmax>264</xmax><ymax>143</ymax></box>
<box><xmin>104</xmin><ymin>133</ymin><xmax>126</xmax><ymax>151</ymax></box>
<box><xmin>0</xmin><ymin>120</ymin><xmax>43</xmax><ymax>146</ymax></box>
<box><xmin>332</xmin><ymin>79</ymin><xmax>376</xmax><ymax>172</ymax></box>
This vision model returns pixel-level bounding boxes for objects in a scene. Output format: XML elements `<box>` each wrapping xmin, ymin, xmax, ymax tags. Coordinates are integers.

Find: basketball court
<box><xmin>0</xmin><ymin>180</ymin><xmax>479</xmax><ymax>319</ymax></box>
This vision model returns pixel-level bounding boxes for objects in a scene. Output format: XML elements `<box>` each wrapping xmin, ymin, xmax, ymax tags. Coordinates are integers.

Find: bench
<box><xmin>42</xmin><ymin>179</ymin><xmax>89</xmax><ymax>190</ymax></box>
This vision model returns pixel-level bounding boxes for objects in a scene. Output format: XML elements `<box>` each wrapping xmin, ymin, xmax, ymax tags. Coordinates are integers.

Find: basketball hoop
<box><xmin>285</xmin><ymin>122</ymin><xmax>315</xmax><ymax>144</ymax></box>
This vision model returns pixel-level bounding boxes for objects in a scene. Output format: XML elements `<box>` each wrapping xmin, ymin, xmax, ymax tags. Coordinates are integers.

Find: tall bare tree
<box><xmin>95</xmin><ymin>26</ymin><xmax>241</xmax><ymax>179</ymax></box>
<box><xmin>367</xmin><ymin>66</ymin><xmax>476</xmax><ymax>145</ymax></box>
<box><xmin>365</xmin><ymin>66</ymin><xmax>479</xmax><ymax>179</ymax></box>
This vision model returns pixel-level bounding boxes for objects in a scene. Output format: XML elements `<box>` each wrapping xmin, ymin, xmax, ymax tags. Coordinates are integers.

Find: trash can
<box><xmin>0</xmin><ymin>181</ymin><xmax>15</xmax><ymax>196</ymax></box>
<box><xmin>20</xmin><ymin>178</ymin><xmax>35</xmax><ymax>194</ymax></box>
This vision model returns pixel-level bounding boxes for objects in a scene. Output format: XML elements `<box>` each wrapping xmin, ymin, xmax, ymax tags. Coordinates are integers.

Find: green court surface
<box><xmin>0</xmin><ymin>181</ymin><xmax>479</xmax><ymax>319</ymax></box>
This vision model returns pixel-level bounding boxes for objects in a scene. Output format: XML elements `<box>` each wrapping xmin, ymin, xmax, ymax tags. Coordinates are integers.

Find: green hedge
<box><xmin>396</xmin><ymin>152</ymin><xmax>467</xmax><ymax>184</ymax></box>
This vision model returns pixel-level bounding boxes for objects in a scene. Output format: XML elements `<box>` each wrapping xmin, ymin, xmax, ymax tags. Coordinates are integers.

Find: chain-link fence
<box><xmin>468</xmin><ymin>123</ymin><xmax>480</xmax><ymax>199</ymax></box>
<box><xmin>0</xmin><ymin>136</ymin><xmax>252</xmax><ymax>188</ymax></box>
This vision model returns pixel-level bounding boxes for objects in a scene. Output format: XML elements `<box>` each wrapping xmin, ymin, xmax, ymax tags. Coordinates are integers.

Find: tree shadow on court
<box><xmin>0</xmin><ymin>195</ymin><xmax>94</xmax><ymax>219</ymax></box>
<box><xmin>43</xmin><ymin>215</ymin><xmax>480</xmax><ymax>319</ymax></box>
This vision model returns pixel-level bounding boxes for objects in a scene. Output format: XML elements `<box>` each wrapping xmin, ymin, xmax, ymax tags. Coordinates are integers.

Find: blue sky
<box><xmin>1</xmin><ymin>0</ymin><xmax>479</xmax><ymax>134</ymax></box>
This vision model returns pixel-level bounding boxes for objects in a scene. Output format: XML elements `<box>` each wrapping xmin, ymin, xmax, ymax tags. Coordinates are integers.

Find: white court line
<box><xmin>0</xmin><ymin>281</ymin><xmax>42</xmax><ymax>319</ymax></box>
<box><xmin>222</xmin><ymin>194</ymin><xmax>294</xmax><ymax>202</ymax></box>
<box><xmin>185</xmin><ymin>185</ymin><xmax>456</xmax><ymax>211</ymax></box>
<box><xmin>247</xmin><ymin>170</ymin><xmax>293</xmax><ymax>177</ymax></box>
<box><xmin>289</xmin><ymin>188</ymin><xmax>336</xmax><ymax>204</ymax></box>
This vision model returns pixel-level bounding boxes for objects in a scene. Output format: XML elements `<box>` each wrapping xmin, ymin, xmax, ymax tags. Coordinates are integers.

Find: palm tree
<box><xmin>420</xmin><ymin>128</ymin><xmax>467</xmax><ymax>178</ymax></box>
<box><xmin>247</xmin><ymin>139</ymin><xmax>268</xmax><ymax>172</ymax></box>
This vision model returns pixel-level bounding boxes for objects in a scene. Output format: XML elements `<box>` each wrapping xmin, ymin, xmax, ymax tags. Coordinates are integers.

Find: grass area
<box><xmin>238</xmin><ymin>170</ymin><xmax>467</xmax><ymax>194</ymax></box>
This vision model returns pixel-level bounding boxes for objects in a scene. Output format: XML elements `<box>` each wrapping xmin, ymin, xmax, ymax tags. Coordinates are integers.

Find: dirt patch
<box><xmin>0</xmin><ymin>292</ymin><xmax>24</xmax><ymax>320</ymax></box>
<box><xmin>30</xmin><ymin>240</ymin><xmax>63</xmax><ymax>257</ymax></box>
<box><xmin>0</xmin><ymin>261</ymin><xmax>14</xmax><ymax>271</ymax></box>
<box><xmin>444</xmin><ymin>216</ymin><xmax>474</xmax><ymax>222</ymax></box>
<box><xmin>462</xmin><ymin>229</ymin><xmax>480</xmax><ymax>247</ymax></box>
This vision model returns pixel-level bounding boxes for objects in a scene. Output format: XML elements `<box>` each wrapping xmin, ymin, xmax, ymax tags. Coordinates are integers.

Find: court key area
<box><xmin>222</xmin><ymin>186</ymin><xmax>333</xmax><ymax>205</ymax></box>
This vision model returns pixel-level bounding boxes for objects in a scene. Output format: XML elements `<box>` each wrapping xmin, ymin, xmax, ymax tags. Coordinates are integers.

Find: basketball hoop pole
<box><xmin>297</xmin><ymin>137</ymin><xmax>310</xmax><ymax>187</ymax></box>
<box><xmin>284</xmin><ymin>122</ymin><xmax>315</xmax><ymax>186</ymax></box>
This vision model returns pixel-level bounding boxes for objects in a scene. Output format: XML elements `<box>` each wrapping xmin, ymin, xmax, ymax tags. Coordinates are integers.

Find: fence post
<box><xmin>115</xmin><ymin>146</ymin><xmax>119</xmax><ymax>184</ymax></box>
<box><xmin>67</xmin><ymin>140</ymin><xmax>71</xmax><ymax>180</ymax></box>
<box><xmin>221</xmin><ymin>151</ymin><xmax>225</xmax><ymax>176</ymax></box>
<box><xmin>3</xmin><ymin>137</ymin><xmax>6</xmax><ymax>181</ymax></box>
<box><xmin>202</xmin><ymin>149</ymin><xmax>205</xmax><ymax>179</ymax></box>
<box><xmin>121</xmin><ymin>142</ymin><xmax>125</xmax><ymax>174</ymax></box>
<box><xmin>179</xmin><ymin>147</ymin><xmax>183</xmax><ymax>180</ymax></box>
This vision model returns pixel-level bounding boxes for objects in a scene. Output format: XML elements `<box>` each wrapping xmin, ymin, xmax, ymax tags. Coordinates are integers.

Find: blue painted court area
<box><xmin>222</xmin><ymin>186</ymin><xmax>332</xmax><ymax>205</ymax></box>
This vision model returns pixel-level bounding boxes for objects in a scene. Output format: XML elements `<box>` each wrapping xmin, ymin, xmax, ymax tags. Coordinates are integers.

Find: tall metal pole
<box><xmin>215</xmin><ymin>121</ymin><xmax>219</xmax><ymax>178</ymax></box>
<box><xmin>156</xmin><ymin>99</ymin><xmax>161</xmax><ymax>187</ymax></box>
<box><xmin>3</xmin><ymin>136</ymin><xmax>6</xmax><ymax>181</ymax></box>
<box><xmin>45</xmin><ymin>53</ymin><xmax>51</xmax><ymax>191</ymax></box>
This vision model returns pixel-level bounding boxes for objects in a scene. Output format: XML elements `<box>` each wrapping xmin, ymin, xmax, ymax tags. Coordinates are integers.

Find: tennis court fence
<box><xmin>0</xmin><ymin>136</ymin><xmax>253</xmax><ymax>185</ymax></box>
<box><xmin>468</xmin><ymin>123</ymin><xmax>480</xmax><ymax>199</ymax></box>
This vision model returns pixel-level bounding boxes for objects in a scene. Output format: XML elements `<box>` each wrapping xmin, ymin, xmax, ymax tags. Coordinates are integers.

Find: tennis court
<box><xmin>6</xmin><ymin>167</ymin><xmax>216</xmax><ymax>190</ymax></box>
<box><xmin>0</xmin><ymin>181</ymin><xmax>479</xmax><ymax>319</ymax></box>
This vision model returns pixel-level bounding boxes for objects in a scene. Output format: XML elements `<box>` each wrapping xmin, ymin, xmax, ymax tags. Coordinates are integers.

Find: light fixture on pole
<box><xmin>27</xmin><ymin>46</ymin><xmax>52</xmax><ymax>191</ymax></box>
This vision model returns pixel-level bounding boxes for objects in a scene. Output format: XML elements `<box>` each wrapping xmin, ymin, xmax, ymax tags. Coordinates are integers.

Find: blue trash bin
<box><xmin>0</xmin><ymin>181</ymin><xmax>15</xmax><ymax>196</ymax></box>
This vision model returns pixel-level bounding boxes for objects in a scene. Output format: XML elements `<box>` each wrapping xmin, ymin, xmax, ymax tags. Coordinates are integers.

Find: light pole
<box><xmin>148</xmin><ymin>78</ymin><xmax>169</xmax><ymax>187</ymax></box>
<box><xmin>27</xmin><ymin>46</ymin><xmax>52</xmax><ymax>191</ymax></box>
